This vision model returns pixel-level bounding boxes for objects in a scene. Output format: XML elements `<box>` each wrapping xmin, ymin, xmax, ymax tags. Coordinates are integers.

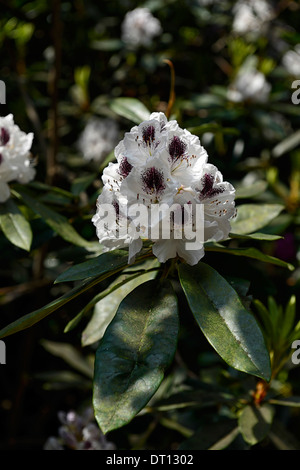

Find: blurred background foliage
<box><xmin>0</xmin><ymin>0</ymin><xmax>299</xmax><ymax>450</ymax></box>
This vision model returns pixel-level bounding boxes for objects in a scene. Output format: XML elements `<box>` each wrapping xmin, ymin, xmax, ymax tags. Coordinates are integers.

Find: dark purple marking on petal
<box><xmin>141</xmin><ymin>167</ymin><xmax>166</xmax><ymax>195</ymax></box>
<box><xmin>198</xmin><ymin>173</ymin><xmax>224</xmax><ymax>199</ymax></box>
<box><xmin>142</xmin><ymin>125</ymin><xmax>155</xmax><ymax>145</ymax></box>
<box><xmin>119</xmin><ymin>157</ymin><xmax>133</xmax><ymax>178</ymax></box>
<box><xmin>0</xmin><ymin>127</ymin><xmax>10</xmax><ymax>146</ymax></box>
<box><xmin>112</xmin><ymin>200</ymin><xmax>120</xmax><ymax>218</ymax></box>
<box><xmin>0</xmin><ymin>153</ymin><xmax>2</xmax><ymax>164</ymax></box>
<box><xmin>168</xmin><ymin>136</ymin><xmax>187</xmax><ymax>162</ymax></box>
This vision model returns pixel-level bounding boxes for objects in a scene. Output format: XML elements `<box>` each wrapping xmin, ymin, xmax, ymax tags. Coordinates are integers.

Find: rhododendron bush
<box><xmin>0</xmin><ymin>0</ymin><xmax>299</xmax><ymax>452</ymax></box>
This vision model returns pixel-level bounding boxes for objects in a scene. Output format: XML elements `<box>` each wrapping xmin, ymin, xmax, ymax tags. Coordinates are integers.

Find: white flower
<box><xmin>232</xmin><ymin>0</ymin><xmax>273</xmax><ymax>36</ymax></box>
<box><xmin>44</xmin><ymin>407</ymin><xmax>116</xmax><ymax>451</ymax></box>
<box><xmin>78</xmin><ymin>117</ymin><xmax>119</xmax><ymax>163</ymax></box>
<box><xmin>282</xmin><ymin>45</ymin><xmax>300</xmax><ymax>76</ymax></box>
<box><xmin>0</xmin><ymin>114</ymin><xmax>35</xmax><ymax>203</ymax></box>
<box><xmin>227</xmin><ymin>68</ymin><xmax>271</xmax><ymax>104</ymax></box>
<box><xmin>121</xmin><ymin>8</ymin><xmax>162</xmax><ymax>48</ymax></box>
<box><xmin>92</xmin><ymin>113</ymin><xmax>236</xmax><ymax>266</ymax></box>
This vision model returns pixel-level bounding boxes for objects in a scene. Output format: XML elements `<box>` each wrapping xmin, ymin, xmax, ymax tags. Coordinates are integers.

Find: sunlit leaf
<box><xmin>0</xmin><ymin>198</ymin><xmax>32</xmax><ymax>251</ymax></box>
<box><xmin>178</xmin><ymin>263</ymin><xmax>271</xmax><ymax>380</ymax></box>
<box><xmin>205</xmin><ymin>243</ymin><xmax>294</xmax><ymax>271</ymax></box>
<box><xmin>82</xmin><ymin>259</ymin><xmax>160</xmax><ymax>346</ymax></box>
<box><xmin>239</xmin><ymin>404</ymin><xmax>274</xmax><ymax>445</ymax></box>
<box><xmin>93</xmin><ymin>279</ymin><xmax>179</xmax><ymax>434</ymax></box>
<box><xmin>235</xmin><ymin>181</ymin><xmax>268</xmax><ymax>199</ymax></box>
<box><xmin>109</xmin><ymin>97</ymin><xmax>151</xmax><ymax>124</ymax></box>
<box><xmin>230</xmin><ymin>204</ymin><xmax>284</xmax><ymax>235</ymax></box>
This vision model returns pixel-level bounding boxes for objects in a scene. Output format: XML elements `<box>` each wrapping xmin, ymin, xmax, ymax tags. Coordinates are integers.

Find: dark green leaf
<box><xmin>55</xmin><ymin>249</ymin><xmax>130</xmax><ymax>283</ymax></box>
<box><xmin>71</xmin><ymin>173</ymin><xmax>97</xmax><ymax>196</ymax></box>
<box><xmin>188</xmin><ymin>123</ymin><xmax>240</xmax><ymax>136</ymax></box>
<box><xmin>281</xmin><ymin>295</ymin><xmax>297</xmax><ymax>340</ymax></box>
<box><xmin>205</xmin><ymin>243</ymin><xmax>294</xmax><ymax>271</ymax></box>
<box><xmin>15</xmin><ymin>189</ymin><xmax>98</xmax><ymax>251</ymax></box>
<box><xmin>238</xmin><ymin>404</ymin><xmax>274</xmax><ymax>445</ymax></box>
<box><xmin>93</xmin><ymin>279</ymin><xmax>179</xmax><ymax>434</ymax></box>
<box><xmin>82</xmin><ymin>260</ymin><xmax>159</xmax><ymax>346</ymax></box>
<box><xmin>253</xmin><ymin>299</ymin><xmax>274</xmax><ymax>344</ymax></box>
<box><xmin>179</xmin><ymin>422</ymin><xmax>239</xmax><ymax>450</ymax></box>
<box><xmin>56</xmin><ymin>247</ymin><xmax>154</xmax><ymax>283</ymax></box>
<box><xmin>178</xmin><ymin>263</ymin><xmax>271</xmax><ymax>380</ymax></box>
<box><xmin>0</xmin><ymin>198</ymin><xmax>32</xmax><ymax>251</ymax></box>
<box><xmin>0</xmin><ymin>275</ymin><xmax>109</xmax><ymax>339</ymax></box>
<box><xmin>91</xmin><ymin>39</ymin><xmax>123</xmax><ymax>51</ymax></box>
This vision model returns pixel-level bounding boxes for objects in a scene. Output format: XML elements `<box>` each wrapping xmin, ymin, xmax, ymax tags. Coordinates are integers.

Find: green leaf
<box><xmin>253</xmin><ymin>299</ymin><xmax>274</xmax><ymax>345</ymax></box>
<box><xmin>0</xmin><ymin>198</ymin><xmax>32</xmax><ymax>251</ymax></box>
<box><xmin>14</xmin><ymin>189</ymin><xmax>98</xmax><ymax>251</ymax></box>
<box><xmin>109</xmin><ymin>97</ymin><xmax>151</xmax><ymax>124</ymax></box>
<box><xmin>230</xmin><ymin>204</ymin><xmax>284</xmax><ymax>235</ymax></box>
<box><xmin>40</xmin><ymin>339</ymin><xmax>93</xmax><ymax>378</ymax></box>
<box><xmin>205</xmin><ymin>243</ymin><xmax>294</xmax><ymax>271</ymax></box>
<box><xmin>229</xmin><ymin>232</ymin><xmax>282</xmax><ymax>241</ymax></box>
<box><xmin>238</xmin><ymin>404</ymin><xmax>275</xmax><ymax>445</ymax></box>
<box><xmin>91</xmin><ymin>38</ymin><xmax>123</xmax><ymax>51</ymax></box>
<box><xmin>187</xmin><ymin>123</ymin><xmax>240</xmax><ymax>136</ymax></box>
<box><xmin>282</xmin><ymin>295</ymin><xmax>297</xmax><ymax>340</ymax></box>
<box><xmin>82</xmin><ymin>259</ymin><xmax>160</xmax><ymax>346</ymax></box>
<box><xmin>56</xmin><ymin>247</ymin><xmax>154</xmax><ymax>283</ymax></box>
<box><xmin>272</xmin><ymin>129</ymin><xmax>300</xmax><ymax>158</ymax></box>
<box><xmin>235</xmin><ymin>181</ymin><xmax>268</xmax><ymax>199</ymax></box>
<box><xmin>71</xmin><ymin>173</ymin><xmax>97</xmax><ymax>196</ymax></box>
<box><xmin>0</xmin><ymin>275</ymin><xmax>111</xmax><ymax>339</ymax></box>
<box><xmin>93</xmin><ymin>279</ymin><xmax>179</xmax><ymax>434</ymax></box>
<box><xmin>55</xmin><ymin>249</ymin><xmax>131</xmax><ymax>283</ymax></box>
<box><xmin>269</xmin><ymin>397</ymin><xmax>300</xmax><ymax>407</ymax></box>
<box><xmin>178</xmin><ymin>263</ymin><xmax>271</xmax><ymax>380</ymax></box>
<box><xmin>179</xmin><ymin>422</ymin><xmax>239</xmax><ymax>450</ymax></box>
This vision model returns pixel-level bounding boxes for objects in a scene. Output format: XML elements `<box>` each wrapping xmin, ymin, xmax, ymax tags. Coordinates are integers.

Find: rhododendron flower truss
<box><xmin>0</xmin><ymin>114</ymin><xmax>35</xmax><ymax>202</ymax></box>
<box><xmin>92</xmin><ymin>112</ymin><xmax>236</xmax><ymax>266</ymax></box>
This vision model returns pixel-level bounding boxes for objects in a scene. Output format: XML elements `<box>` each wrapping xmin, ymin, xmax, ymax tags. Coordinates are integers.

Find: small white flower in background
<box><xmin>44</xmin><ymin>407</ymin><xmax>116</xmax><ymax>450</ymax></box>
<box><xmin>121</xmin><ymin>8</ymin><xmax>162</xmax><ymax>48</ymax></box>
<box><xmin>282</xmin><ymin>45</ymin><xmax>300</xmax><ymax>76</ymax></box>
<box><xmin>92</xmin><ymin>112</ymin><xmax>236</xmax><ymax>266</ymax></box>
<box><xmin>0</xmin><ymin>114</ymin><xmax>35</xmax><ymax>203</ymax></box>
<box><xmin>78</xmin><ymin>117</ymin><xmax>119</xmax><ymax>163</ymax></box>
<box><xmin>232</xmin><ymin>0</ymin><xmax>273</xmax><ymax>36</ymax></box>
<box><xmin>227</xmin><ymin>68</ymin><xmax>271</xmax><ymax>104</ymax></box>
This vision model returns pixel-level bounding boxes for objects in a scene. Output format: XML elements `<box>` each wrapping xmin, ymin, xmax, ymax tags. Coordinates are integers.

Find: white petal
<box><xmin>0</xmin><ymin>181</ymin><xmax>11</xmax><ymax>202</ymax></box>
<box><xmin>128</xmin><ymin>237</ymin><xmax>143</xmax><ymax>264</ymax></box>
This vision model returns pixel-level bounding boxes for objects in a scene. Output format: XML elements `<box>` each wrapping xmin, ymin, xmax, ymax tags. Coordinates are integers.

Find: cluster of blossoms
<box><xmin>282</xmin><ymin>44</ymin><xmax>300</xmax><ymax>76</ymax></box>
<box><xmin>121</xmin><ymin>8</ymin><xmax>162</xmax><ymax>48</ymax></box>
<box><xmin>78</xmin><ymin>117</ymin><xmax>119</xmax><ymax>163</ymax></box>
<box><xmin>227</xmin><ymin>67</ymin><xmax>271</xmax><ymax>104</ymax></box>
<box><xmin>232</xmin><ymin>0</ymin><xmax>273</xmax><ymax>36</ymax></box>
<box><xmin>44</xmin><ymin>408</ymin><xmax>116</xmax><ymax>451</ymax></box>
<box><xmin>92</xmin><ymin>112</ymin><xmax>236</xmax><ymax>266</ymax></box>
<box><xmin>0</xmin><ymin>114</ymin><xmax>35</xmax><ymax>203</ymax></box>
